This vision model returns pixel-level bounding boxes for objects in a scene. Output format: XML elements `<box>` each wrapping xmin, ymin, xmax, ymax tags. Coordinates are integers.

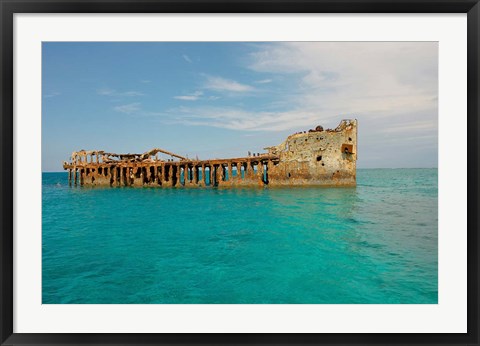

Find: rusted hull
<box><xmin>63</xmin><ymin>119</ymin><xmax>358</xmax><ymax>188</ymax></box>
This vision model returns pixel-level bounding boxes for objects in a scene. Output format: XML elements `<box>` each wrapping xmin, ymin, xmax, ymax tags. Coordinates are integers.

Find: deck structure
<box><xmin>63</xmin><ymin>119</ymin><xmax>357</xmax><ymax>187</ymax></box>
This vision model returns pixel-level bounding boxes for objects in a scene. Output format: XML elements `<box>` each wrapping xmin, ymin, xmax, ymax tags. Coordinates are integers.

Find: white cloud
<box><xmin>174</xmin><ymin>95</ymin><xmax>200</xmax><ymax>101</ymax></box>
<box><xmin>248</xmin><ymin>42</ymin><xmax>437</xmax><ymax>120</ymax></box>
<box><xmin>156</xmin><ymin>43</ymin><xmax>437</xmax><ymax>137</ymax></box>
<box><xmin>114</xmin><ymin>102</ymin><xmax>141</xmax><ymax>114</ymax></box>
<box><xmin>254</xmin><ymin>79</ymin><xmax>272</xmax><ymax>84</ymax></box>
<box><xmin>381</xmin><ymin>120</ymin><xmax>438</xmax><ymax>134</ymax></box>
<box><xmin>174</xmin><ymin>91</ymin><xmax>203</xmax><ymax>101</ymax></box>
<box><xmin>183</xmin><ymin>54</ymin><xmax>192</xmax><ymax>63</ymax></box>
<box><xmin>158</xmin><ymin>106</ymin><xmax>330</xmax><ymax>132</ymax></box>
<box><xmin>204</xmin><ymin>75</ymin><xmax>254</xmax><ymax>93</ymax></box>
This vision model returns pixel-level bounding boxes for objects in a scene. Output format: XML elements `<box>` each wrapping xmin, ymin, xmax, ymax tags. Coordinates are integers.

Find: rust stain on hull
<box><xmin>63</xmin><ymin>119</ymin><xmax>357</xmax><ymax>188</ymax></box>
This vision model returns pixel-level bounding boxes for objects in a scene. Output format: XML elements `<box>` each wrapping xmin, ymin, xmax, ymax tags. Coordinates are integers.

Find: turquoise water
<box><xmin>42</xmin><ymin>169</ymin><xmax>437</xmax><ymax>304</ymax></box>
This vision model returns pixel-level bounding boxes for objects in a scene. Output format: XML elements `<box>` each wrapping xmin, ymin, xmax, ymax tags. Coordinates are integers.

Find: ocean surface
<box><xmin>42</xmin><ymin>169</ymin><xmax>438</xmax><ymax>304</ymax></box>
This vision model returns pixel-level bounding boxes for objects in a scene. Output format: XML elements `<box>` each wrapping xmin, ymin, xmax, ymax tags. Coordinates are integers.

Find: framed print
<box><xmin>1</xmin><ymin>0</ymin><xmax>479</xmax><ymax>345</ymax></box>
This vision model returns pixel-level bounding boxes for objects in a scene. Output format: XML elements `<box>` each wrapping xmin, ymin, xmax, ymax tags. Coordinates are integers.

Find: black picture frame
<box><xmin>1</xmin><ymin>1</ymin><xmax>479</xmax><ymax>345</ymax></box>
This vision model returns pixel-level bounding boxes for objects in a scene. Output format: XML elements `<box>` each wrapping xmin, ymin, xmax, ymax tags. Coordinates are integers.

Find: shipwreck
<box><xmin>63</xmin><ymin>119</ymin><xmax>357</xmax><ymax>187</ymax></box>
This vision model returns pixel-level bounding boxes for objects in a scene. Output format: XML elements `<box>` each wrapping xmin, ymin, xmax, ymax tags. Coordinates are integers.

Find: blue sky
<box><xmin>42</xmin><ymin>42</ymin><xmax>438</xmax><ymax>171</ymax></box>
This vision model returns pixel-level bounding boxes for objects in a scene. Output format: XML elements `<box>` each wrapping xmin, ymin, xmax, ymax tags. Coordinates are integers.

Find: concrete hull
<box><xmin>63</xmin><ymin>119</ymin><xmax>357</xmax><ymax>188</ymax></box>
